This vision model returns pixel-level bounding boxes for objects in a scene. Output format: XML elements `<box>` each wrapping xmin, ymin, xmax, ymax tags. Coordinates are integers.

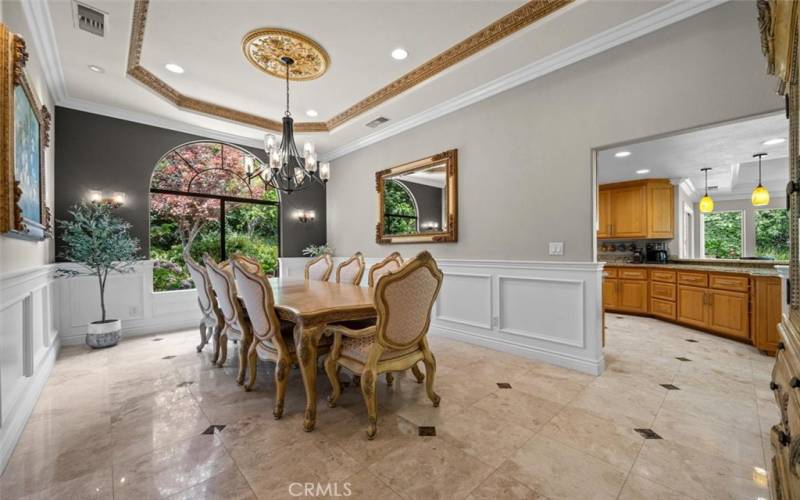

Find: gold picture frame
<box><xmin>1</xmin><ymin>24</ymin><xmax>51</xmax><ymax>240</ymax></box>
<box><xmin>375</xmin><ymin>149</ymin><xmax>458</xmax><ymax>244</ymax></box>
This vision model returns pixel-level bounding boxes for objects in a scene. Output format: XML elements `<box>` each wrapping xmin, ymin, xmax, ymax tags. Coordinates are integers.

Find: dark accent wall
<box><xmin>54</xmin><ymin>107</ymin><xmax>326</xmax><ymax>258</ymax></box>
<box><xmin>400</xmin><ymin>180</ymin><xmax>443</xmax><ymax>229</ymax></box>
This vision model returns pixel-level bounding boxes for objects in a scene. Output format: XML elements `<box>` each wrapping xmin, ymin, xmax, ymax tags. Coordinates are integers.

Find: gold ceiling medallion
<box><xmin>243</xmin><ymin>29</ymin><xmax>329</xmax><ymax>81</ymax></box>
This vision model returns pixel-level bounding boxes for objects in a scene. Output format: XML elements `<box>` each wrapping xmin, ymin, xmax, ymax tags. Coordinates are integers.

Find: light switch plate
<box><xmin>549</xmin><ymin>242</ymin><xmax>564</xmax><ymax>256</ymax></box>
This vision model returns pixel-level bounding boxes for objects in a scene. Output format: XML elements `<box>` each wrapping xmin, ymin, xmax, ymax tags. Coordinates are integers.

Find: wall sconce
<box><xmin>87</xmin><ymin>190</ymin><xmax>126</xmax><ymax>206</ymax></box>
<box><xmin>295</xmin><ymin>210</ymin><xmax>315</xmax><ymax>223</ymax></box>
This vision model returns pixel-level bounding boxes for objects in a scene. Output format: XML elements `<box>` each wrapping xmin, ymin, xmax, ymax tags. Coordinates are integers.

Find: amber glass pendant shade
<box><xmin>752</xmin><ymin>184</ymin><xmax>770</xmax><ymax>206</ymax></box>
<box><xmin>699</xmin><ymin>195</ymin><xmax>714</xmax><ymax>213</ymax></box>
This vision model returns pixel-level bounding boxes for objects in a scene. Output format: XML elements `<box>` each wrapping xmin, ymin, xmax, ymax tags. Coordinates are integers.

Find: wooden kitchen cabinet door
<box><xmin>753</xmin><ymin>277</ymin><xmax>782</xmax><ymax>353</ymax></box>
<box><xmin>708</xmin><ymin>289</ymin><xmax>749</xmax><ymax>340</ymax></box>
<box><xmin>647</xmin><ymin>182</ymin><xmax>674</xmax><ymax>238</ymax></box>
<box><xmin>610</xmin><ymin>185</ymin><xmax>647</xmax><ymax>238</ymax></box>
<box><xmin>677</xmin><ymin>286</ymin><xmax>708</xmax><ymax>329</ymax></box>
<box><xmin>603</xmin><ymin>279</ymin><xmax>619</xmax><ymax>308</ymax></box>
<box><xmin>618</xmin><ymin>279</ymin><xmax>647</xmax><ymax>313</ymax></box>
<box><xmin>597</xmin><ymin>189</ymin><xmax>611</xmax><ymax>238</ymax></box>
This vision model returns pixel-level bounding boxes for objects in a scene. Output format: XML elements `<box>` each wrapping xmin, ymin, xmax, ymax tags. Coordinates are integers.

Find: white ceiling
<box><xmin>31</xmin><ymin>0</ymin><xmax>722</xmax><ymax>157</ymax></box>
<box><xmin>597</xmin><ymin>113</ymin><xmax>790</xmax><ymax>201</ymax></box>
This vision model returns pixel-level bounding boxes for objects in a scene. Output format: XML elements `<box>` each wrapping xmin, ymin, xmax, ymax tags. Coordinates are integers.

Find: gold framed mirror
<box><xmin>375</xmin><ymin>149</ymin><xmax>457</xmax><ymax>244</ymax></box>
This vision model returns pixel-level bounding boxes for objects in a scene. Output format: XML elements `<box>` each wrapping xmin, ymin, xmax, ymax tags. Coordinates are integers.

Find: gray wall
<box><xmin>326</xmin><ymin>2</ymin><xmax>782</xmax><ymax>261</ymax></box>
<box><xmin>54</xmin><ymin>107</ymin><xmax>326</xmax><ymax>258</ymax></box>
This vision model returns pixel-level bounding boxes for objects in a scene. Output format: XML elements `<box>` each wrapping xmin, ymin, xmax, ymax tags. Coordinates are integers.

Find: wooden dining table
<box><xmin>265</xmin><ymin>277</ymin><xmax>376</xmax><ymax>431</ymax></box>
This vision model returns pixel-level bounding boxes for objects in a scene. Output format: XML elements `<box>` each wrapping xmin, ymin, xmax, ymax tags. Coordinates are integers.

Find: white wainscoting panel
<box><xmin>279</xmin><ymin>257</ymin><xmax>605</xmax><ymax>375</ymax></box>
<box><xmin>0</xmin><ymin>266</ymin><xmax>60</xmax><ymax>473</ymax></box>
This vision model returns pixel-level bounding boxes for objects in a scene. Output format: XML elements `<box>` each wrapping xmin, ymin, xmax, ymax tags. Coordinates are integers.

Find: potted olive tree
<box><xmin>59</xmin><ymin>200</ymin><xmax>140</xmax><ymax>348</ymax></box>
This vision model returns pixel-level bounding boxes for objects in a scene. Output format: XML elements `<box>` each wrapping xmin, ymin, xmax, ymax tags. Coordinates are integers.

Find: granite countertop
<box><xmin>603</xmin><ymin>261</ymin><xmax>783</xmax><ymax>277</ymax></box>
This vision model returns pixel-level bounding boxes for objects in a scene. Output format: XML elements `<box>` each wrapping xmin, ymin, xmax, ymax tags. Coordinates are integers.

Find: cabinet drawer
<box><xmin>650</xmin><ymin>269</ymin><xmax>676</xmax><ymax>283</ymax></box>
<box><xmin>650</xmin><ymin>298</ymin><xmax>676</xmax><ymax>320</ymax></box>
<box><xmin>709</xmin><ymin>273</ymin><xmax>749</xmax><ymax>292</ymax></box>
<box><xmin>618</xmin><ymin>268</ymin><xmax>647</xmax><ymax>280</ymax></box>
<box><xmin>650</xmin><ymin>282</ymin><xmax>676</xmax><ymax>301</ymax></box>
<box><xmin>677</xmin><ymin>271</ymin><xmax>708</xmax><ymax>287</ymax></box>
<box><xmin>604</xmin><ymin>267</ymin><xmax>618</xmax><ymax>278</ymax></box>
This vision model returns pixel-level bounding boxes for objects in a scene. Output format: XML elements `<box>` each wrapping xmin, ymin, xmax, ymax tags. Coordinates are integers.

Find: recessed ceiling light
<box><xmin>614</xmin><ymin>151</ymin><xmax>632</xmax><ymax>158</ymax></box>
<box><xmin>165</xmin><ymin>63</ymin><xmax>184</xmax><ymax>74</ymax></box>
<box><xmin>306</xmin><ymin>109</ymin><xmax>318</xmax><ymax>118</ymax></box>
<box><xmin>635</xmin><ymin>169</ymin><xmax>650</xmax><ymax>174</ymax></box>
<box><xmin>763</xmin><ymin>138</ymin><xmax>785</xmax><ymax>146</ymax></box>
<box><xmin>88</xmin><ymin>65</ymin><xmax>105</xmax><ymax>73</ymax></box>
<box><xmin>391</xmin><ymin>48</ymin><xmax>408</xmax><ymax>60</ymax></box>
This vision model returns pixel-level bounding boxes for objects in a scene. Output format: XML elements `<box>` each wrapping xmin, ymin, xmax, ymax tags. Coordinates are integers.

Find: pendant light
<box><xmin>751</xmin><ymin>152</ymin><xmax>770</xmax><ymax>206</ymax></box>
<box><xmin>699</xmin><ymin>167</ymin><xmax>714</xmax><ymax>213</ymax></box>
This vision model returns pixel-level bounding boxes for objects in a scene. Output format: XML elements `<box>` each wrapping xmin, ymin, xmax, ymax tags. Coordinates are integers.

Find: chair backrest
<box><xmin>231</xmin><ymin>257</ymin><xmax>283</xmax><ymax>346</ymax></box>
<box><xmin>305</xmin><ymin>254</ymin><xmax>333</xmax><ymax>281</ymax></box>
<box><xmin>336</xmin><ymin>252</ymin><xmax>365</xmax><ymax>285</ymax></box>
<box><xmin>203</xmin><ymin>254</ymin><xmax>245</xmax><ymax>334</ymax></box>
<box><xmin>375</xmin><ymin>251</ymin><xmax>443</xmax><ymax>350</ymax></box>
<box><xmin>368</xmin><ymin>252</ymin><xmax>403</xmax><ymax>287</ymax></box>
<box><xmin>184</xmin><ymin>249</ymin><xmax>215</xmax><ymax>315</ymax></box>
<box><xmin>222</xmin><ymin>253</ymin><xmax>261</xmax><ymax>274</ymax></box>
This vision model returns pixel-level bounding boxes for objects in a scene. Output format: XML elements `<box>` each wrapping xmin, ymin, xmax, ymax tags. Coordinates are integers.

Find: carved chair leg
<box><xmin>211</xmin><ymin>326</ymin><xmax>221</xmax><ymax>364</ymax></box>
<box><xmin>360</xmin><ymin>369</ymin><xmax>379</xmax><ymax>440</ymax></box>
<box><xmin>385</xmin><ymin>372</ymin><xmax>395</xmax><ymax>386</ymax></box>
<box><xmin>217</xmin><ymin>333</ymin><xmax>228</xmax><ymax>368</ymax></box>
<box><xmin>196</xmin><ymin>320</ymin><xmax>208</xmax><ymax>353</ymax></box>
<box><xmin>236</xmin><ymin>334</ymin><xmax>250</xmax><ymax>385</ymax></box>
<box><xmin>422</xmin><ymin>351</ymin><xmax>440</xmax><ymax>407</ymax></box>
<box><xmin>274</xmin><ymin>357</ymin><xmax>289</xmax><ymax>419</ymax></box>
<box><xmin>324</xmin><ymin>354</ymin><xmax>342</xmax><ymax>408</ymax></box>
<box><xmin>244</xmin><ymin>341</ymin><xmax>258</xmax><ymax>392</ymax></box>
<box><xmin>411</xmin><ymin>363</ymin><xmax>425</xmax><ymax>384</ymax></box>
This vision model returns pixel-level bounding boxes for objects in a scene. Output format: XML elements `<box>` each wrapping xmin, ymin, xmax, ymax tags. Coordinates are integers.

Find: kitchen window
<box><xmin>755</xmin><ymin>208</ymin><xmax>790</xmax><ymax>260</ymax></box>
<box><xmin>702</xmin><ymin>210</ymin><xmax>743</xmax><ymax>259</ymax></box>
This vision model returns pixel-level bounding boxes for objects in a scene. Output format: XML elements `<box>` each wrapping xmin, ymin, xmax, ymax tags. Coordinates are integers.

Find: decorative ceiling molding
<box><xmin>126</xmin><ymin>0</ymin><xmax>572</xmax><ymax>133</ymax></box>
<box><xmin>242</xmin><ymin>28</ymin><xmax>329</xmax><ymax>81</ymax></box>
<box><xmin>322</xmin><ymin>0</ymin><xmax>729</xmax><ymax>161</ymax></box>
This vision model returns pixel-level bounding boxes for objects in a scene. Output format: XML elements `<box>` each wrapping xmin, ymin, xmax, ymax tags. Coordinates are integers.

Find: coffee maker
<box><xmin>646</xmin><ymin>242</ymin><xmax>668</xmax><ymax>264</ymax></box>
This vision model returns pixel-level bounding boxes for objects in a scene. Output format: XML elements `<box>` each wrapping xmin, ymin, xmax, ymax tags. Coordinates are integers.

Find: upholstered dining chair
<box><xmin>184</xmin><ymin>248</ymin><xmax>223</xmax><ymax>357</ymax></box>
<box><xmin>336</xmin><ymin>252</ymin><xmax>365</xmax><ymax>285</ymax></box>
<box><xmin>231</xmin><ymin>257</ymin><xmax>300</xmax><ymax>418</ymax></box>
<box><xmin>324</xmin><ymin>251</ymin><xmax>443</xmax><ymax>439</ymax></box>
<box><xmin>305</xmin><ymin>253</ymin><xmax>333</xmax><ymax>281</ymax></box>
<box><xmin>222</xmin><ymin>253</ymin><xmax>261</xmax><ymax>274</ymax></box>
<box><xmin>368</xmin><ymin>252</ymin><xmax>403</xmax><ymax>287</ymax></box>
<box><xmin>203</xmin><ymin>254</ymin><xmax>251</xmax><ymax>386</ymax></box>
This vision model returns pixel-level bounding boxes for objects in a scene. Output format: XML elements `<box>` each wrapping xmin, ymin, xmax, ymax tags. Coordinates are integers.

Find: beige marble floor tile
<box><xmin>658</xmin><ymin>386</ymin><xmax>760</xmax><ymax>433</ymax></box>
<box><xmin>539</xmin><ymin>405</ymin><xmax>645</xmax><ymax>471</ymax></box>
<box><xmin>632</xmin><ymin>439</ymin><xmax>769</xmax><ymax>500</ymax></box>
<box><xmin>369</xmin><ymin>438</ymin><xmax>494</xmax><ymax>500</ymax></box>
<box><xmin>167</xmin><ymin>467</ymin><xmax>256</xmax><ymax>500</ymax></box>
<box><xmin>8</xmin><ymin>467</ymin><xmax>113</xmax><ymax>500</ymax></box>
<box><xmin>568</xmin><ymin>377</ymin><xmax>666</xmax><ymax>429</ymax></box>
<box><xmin>507</xmin><ymin>362</ymin><xmax>593</xmax><ymax>405</ymax></box>
<box><xmin>113</xmin><ymin>433</ymin><xmax>235</xmax><ymax>500</ymax></box>
<box><xmin>467</xmin><ymin>469</ymin><xmax>548</xmax><ymax>500</ymax></box>
<box><xmin>471</xmin><ymin>389</ymin><xmax>562</xmax><ymax>431</ymax></box>
<box><xmin>342</xmin><ymin>469</ymin><xmax>404</xmax><ymax>500</ymax></box>
<box><xmin>499</xmin><ymin>435</ymin><xmax>627</xmax><ymax>500</ymax></box>
<box><xmin>617</xmin><ymin>473</ymin><xmax>699</xmax><ymax>500</ymax></box>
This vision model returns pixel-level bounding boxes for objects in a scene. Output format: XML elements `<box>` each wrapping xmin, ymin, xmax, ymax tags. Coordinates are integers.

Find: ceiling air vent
<box><xmin>366</xmin><ymin>117</ymin><xmax>389</xmax><ymax>128</ymax></box>
<box><xmin>73</xmin><ymin>1</ymin><xmax>107</xmax><ymax>37</ymax></box>
<box><xmin>708</xmin><ymin>186</ymin><xmax>719</xmax><ymax>191</ymax></box>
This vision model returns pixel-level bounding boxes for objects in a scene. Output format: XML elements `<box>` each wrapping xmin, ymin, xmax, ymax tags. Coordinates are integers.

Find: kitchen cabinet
<box><xmin>677</xmin><ymin>285</ymin><xmax>708</xmax><ymax>329</ymax></box>
<box><xmin>752</xmin><ymin>276</ymin><xmax>782</xmax><ymax>354</ymax></box>
<box><xmin>618</xmin><ymin>280</ymin><xmax>648</xmax><ymax>313</ymax></box>
<box><xmin>598</xmin><ymin>179</ymin><xmax>674</xmax><ymax>240</ymax></box>
<box><xmin>603</xmin><ymin>278</ymin><xmax>619</xmax><ymax>308</ymax></box>
<box><xmin>708</xmin><ymin>289</ymin><xmax>749</xmax><ymax>339</ymax></box>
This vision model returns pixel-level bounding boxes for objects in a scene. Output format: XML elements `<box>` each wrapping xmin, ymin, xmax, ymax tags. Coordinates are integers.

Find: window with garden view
<box><xmin>150</xmin><ymin>142</ymin><xmax>279</xmax><ymax>291</ymax></box>
<box><xmin>703</xmin><ymin>211</ymin><xmax>743</xmax><ymax>259</ymax></box>
<box><xmin>756</xmin><ymin>208</ymin><xmax>789</xmax><ymax>260</ymax></box>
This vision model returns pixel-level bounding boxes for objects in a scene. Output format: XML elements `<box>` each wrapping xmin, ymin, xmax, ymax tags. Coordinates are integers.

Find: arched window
<box><xmin>149</xmin><ymin>141</ymin><xmax>279</xmax><ymax>291</ymax></box>
<box><xmin>383</xmin><ymin>180</ymin><xmax>418</xmax><ymax>235</ymax></box>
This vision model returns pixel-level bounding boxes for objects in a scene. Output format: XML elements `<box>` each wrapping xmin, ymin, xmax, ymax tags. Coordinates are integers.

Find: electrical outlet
<box><xmin>129</xmin><ymin>306</ymin><xmax>139</xmax><ymax>317</ymax></box>
<box><xmin>549</xmin><ymin>242</ymin><xmax>564</xmax><ymax>256</ymax></box>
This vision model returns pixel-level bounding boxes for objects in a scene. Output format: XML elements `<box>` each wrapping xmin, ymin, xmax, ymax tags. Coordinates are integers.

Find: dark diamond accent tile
<box><xmin>162</xmin><ymin>355</ymin><xmax>176</xmax><ymax>360</ymax></box>
<box><xmin>152</xmin><ymin>338</ymin><xmax>164</xmax><ymax>342</ymax></box>
<box><xmin>202</xmin><ymin>425</ymin><xmax>226</xmax><ymax>435</ymax></box>
<box><xmin>177</xmin><ymin>381</ymin><xmax>194</xmax><ymax>388</ymax></box>
<box><xmin>634</xmin><ymin>428</ymin><xmax>662</xmax><ymax>439</ymax></box>
<box><xmin>616</xmin><ymin>316</ymin><xmax>625</xmax><ymax>319</ymax></box>
<box><xmin>418</xmin><ymin>426</ymin><xmax>436</xmax><ymax>437</ymax></box>
<box><xmin>496</xmin><ymin>382</ymin><xmax>512</xmax><ymax>389</ymax></box>
<box><xmin>685</xmin><ymin>339</ymin><xmax>699</xmax><ymax>343</ymax></box>
<box><xmin>675</xmin><ymin>357</ymin><xmax>691</xmax><ymax>362</ymax></box>
<box><xmin>660</xmin><ymin>384</ymin><xmax>680</xmax><ymax>390</ymax></box>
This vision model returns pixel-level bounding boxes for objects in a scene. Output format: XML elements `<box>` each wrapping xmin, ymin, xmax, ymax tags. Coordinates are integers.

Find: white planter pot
<box><xmin>86</xmin><ymin>319</ymin><xmax>122</xmax><ymax>348</ymax></box>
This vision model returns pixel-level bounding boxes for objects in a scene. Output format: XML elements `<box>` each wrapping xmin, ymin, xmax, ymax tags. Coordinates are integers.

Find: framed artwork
<box><xmin>1</xmin><ymin>24</ymin><xmax>51</xmax><ymax>240</ymax></box>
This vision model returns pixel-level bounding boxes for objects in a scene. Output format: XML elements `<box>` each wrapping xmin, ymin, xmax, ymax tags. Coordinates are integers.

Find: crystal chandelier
<box><xmin>247</xmin><ymin>56</ymin><xmax>329</xmax><ymax>194</ymax></box>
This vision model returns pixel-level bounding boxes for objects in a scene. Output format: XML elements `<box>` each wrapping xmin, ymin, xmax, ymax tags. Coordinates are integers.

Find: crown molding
<box><xmin>20</xmin><ymin>0</ymin><xmax>67</xmax><ymax>103</ymax></box>
<box><xmin>58</xmin><ymin>96</ymin><xmax>264</xmax><ymax>149</ymax></box>
<box><xmin>322</xmin><ymin>0</ymin><xmax>729</xmax><ymax>162</ymax></box>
